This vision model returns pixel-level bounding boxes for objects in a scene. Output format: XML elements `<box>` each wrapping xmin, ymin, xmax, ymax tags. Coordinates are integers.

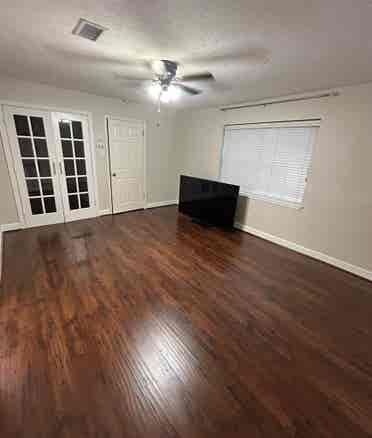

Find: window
<box><xmin>220</xmin><ymin>122</ymin><xmax>319</xmax><ymax>208</ymax></box>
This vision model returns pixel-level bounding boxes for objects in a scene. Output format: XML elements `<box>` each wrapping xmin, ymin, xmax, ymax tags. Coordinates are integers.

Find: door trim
<box><xmin>105</xmin><ymin>115</ymin><xmax>147</xmax><ymax>214</ymax></box>
<box><xmin>0</xmin><ymin>100</ymin><xmax>99</xmax><ymax>228</ymax></box>
<box><xmin>0</xmin><ymin>112</ymin><xmax>25</xmax><ymax>228</ymax></box>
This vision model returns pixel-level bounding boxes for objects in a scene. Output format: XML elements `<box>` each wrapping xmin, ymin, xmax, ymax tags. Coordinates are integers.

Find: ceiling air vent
<box><xmin>72</xmin><ymin>18</ymin><xmax>107</xmax><ymax>41</ymax></box>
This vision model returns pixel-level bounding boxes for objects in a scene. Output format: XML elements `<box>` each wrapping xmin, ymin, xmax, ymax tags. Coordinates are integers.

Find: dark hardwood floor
<box><xmin>1</xmin><ymin>206</ymin><xmax>372</xmax><ymax>438</ymax></box>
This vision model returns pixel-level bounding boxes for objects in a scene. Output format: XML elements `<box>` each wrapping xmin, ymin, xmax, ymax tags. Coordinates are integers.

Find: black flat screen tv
<box><xmin>178</xmin><ymin>175</ymin><xmax>239</xmax><ymax>229</ymax></box>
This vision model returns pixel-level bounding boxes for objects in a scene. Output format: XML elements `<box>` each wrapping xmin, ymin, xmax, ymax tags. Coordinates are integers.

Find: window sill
<box><xmin>239</xmin><ymin>192</ymin><xmax>304</xmax><ymax>210</ymax></box>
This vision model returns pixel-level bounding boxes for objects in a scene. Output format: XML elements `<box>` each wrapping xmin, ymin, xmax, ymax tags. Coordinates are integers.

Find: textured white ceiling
<box><xmin>1</xmin><ymin>0</ymin><xmax>372</xmax><ymax>108</ymax></box>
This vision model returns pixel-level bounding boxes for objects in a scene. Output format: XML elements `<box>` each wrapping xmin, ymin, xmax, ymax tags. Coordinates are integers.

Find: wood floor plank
<box><xmin>1</xmin><ymin>206</ymin><xmax>371</xmax><ymax>438</ymax></box>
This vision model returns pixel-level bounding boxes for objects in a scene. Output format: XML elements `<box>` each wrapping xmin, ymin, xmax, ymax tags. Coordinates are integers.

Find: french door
<box><xmin>3</xmin><ymin>106</ymin><xmax>96</xmax><ymax>228</ymax></box>
<box><xmin>52</xmin><ymin>113</ymin><xmax>96</xmax><ymax>222</ymax></box>
<box><xmin>4</xmin><ymin>106</ymin><xmax>65</xmax><ymax>227</ymax></box>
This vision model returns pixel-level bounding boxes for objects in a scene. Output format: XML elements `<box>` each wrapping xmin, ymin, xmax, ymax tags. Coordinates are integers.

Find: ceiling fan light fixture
<box><xmin>160</xmin><ymin>85</ymin><xmax>181</xmax><ymax>103</ymax></box>
<box><xmin>160</xmin><ymin>92</ymin><xmax>171</xmax><ymax>103</ymax></box>
<box><xmin>144</xmin><ymin>60</ymin><xmax>207</xmax><ymax>109</ymax></box>
<box><xmin>148</xmin><ymin>82</ymin><xmax>162</xmax><ymax>99</ymax></box>
<box><xmin>167</xmin><ymin>84</ymin><xmax>181</xmax><ymax>100</ymax></box>
<box><xmin>148</xmin><ymin>82</ymin><xmax>180</xmax><ymax>104</ymax></box>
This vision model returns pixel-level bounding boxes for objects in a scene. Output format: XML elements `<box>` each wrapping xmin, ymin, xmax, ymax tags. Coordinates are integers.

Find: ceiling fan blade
<box><xmin>151</xmin><ymin>60</ymin><xmax>167</xmax><ymax>76</ymax></box>
<box><xmin>114</xmin><ymin>73</ymin><xmax>153</xmax><ymax>82</ymax></box>
<box><xmin>180</xmin><ymin>72</ymin><xmax>215</xmax><ymax>82</ymax></box>
<box><xmin>175</xmin><ymin>84</ymin><xmax>202</xmax><ymax>95</ymax></box>
<box><xmin>151</xmin><ymin>59</ymin><xmax>179</xmax><ymax>79</ymax></box>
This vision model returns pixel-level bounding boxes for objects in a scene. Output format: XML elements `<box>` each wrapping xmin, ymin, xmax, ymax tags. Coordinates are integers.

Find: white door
<box><xmin>4</xmin><ymin>106</ymin><xmax>65</xmax><ymax>228</ymax></box>
<box><xmin>108</xmin><ymin>118</ymin><xmax>145</xmax><ymax>213</ymax></box>
<box><xmin>52</xmin><ymin>113</ymin><xmax>97</xmax><ymax>222</ymax></box>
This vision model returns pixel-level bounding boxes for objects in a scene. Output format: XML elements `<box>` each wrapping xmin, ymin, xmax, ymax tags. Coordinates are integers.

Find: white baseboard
<box><xmin>100</xmin><ymin>201</ymin><xmax>178</xmax><ymax>214</ymax></box>
<box><xmin>1</xmin><ymin>222</ymin><xmax>23</xmax><ymax>232</ymax></box>
<box><xmin>235</xmin><ymin>222</ymin><xmax>372</xmax><ymax>282</ymax></box>
<box><xmin>99</xmin><ymin>209</ymin><xmax>112</xmax><ymax>216</ymax></box>
<box><xmin>146</xmin><ymin>200</ymin><xmax>178</xmax><ymax>209</ymax></box>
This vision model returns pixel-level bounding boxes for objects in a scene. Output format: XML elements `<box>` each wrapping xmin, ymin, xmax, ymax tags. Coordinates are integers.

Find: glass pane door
<box><xmin>53</xmin><ymin>113</ymin><xmax>96</xmax><ymax>222</ymax></box>
<box><xmin>4</xmin><ymin>106</ymin><xmax>65</xmax><ymax>228</ymax></box>
<box><xmin>15</xmin><ymin>114</ymin><xmax>56</xmax><ymax>215</ymax></box>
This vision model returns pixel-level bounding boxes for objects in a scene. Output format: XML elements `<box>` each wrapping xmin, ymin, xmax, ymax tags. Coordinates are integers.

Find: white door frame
<box><xmin>0</xmin><ymin>100</ymin><xmax>100</xmax><ymax>229</ymax></box>
<box><xmin>105</xmin><ymin>115</ymin><xmax>147</xmax><ymax>214</ymax></box>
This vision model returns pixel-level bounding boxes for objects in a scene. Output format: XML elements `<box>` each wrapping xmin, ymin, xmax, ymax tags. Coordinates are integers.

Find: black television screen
<box><xmin>178</xmin><ymin>175</ymin><xmax>239</xmax><ymax>228</ymax></box>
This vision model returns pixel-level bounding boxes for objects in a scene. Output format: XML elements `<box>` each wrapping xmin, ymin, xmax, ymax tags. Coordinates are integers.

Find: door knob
<box><xmin>112</xmin><ymin>173</ymin><xmax>116</xmax><ymax>177</ymax></box>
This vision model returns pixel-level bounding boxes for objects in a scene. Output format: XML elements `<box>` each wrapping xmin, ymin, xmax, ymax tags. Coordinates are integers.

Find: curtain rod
<box><xmin>220</xmin><ymin>91</ymin><xmax>339</xmax><ymax>112</ymax></box>
<box><xmin>224</xmin><ymin>118</ymin><xmax>321</xmax><ymax>127</ymax></box>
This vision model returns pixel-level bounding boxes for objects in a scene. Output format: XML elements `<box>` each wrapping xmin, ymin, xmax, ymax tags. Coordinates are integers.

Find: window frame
<box><xmin>219</xmin><ymin>120</ymin><xmax>320</xmax><ymax>209</ymax></box>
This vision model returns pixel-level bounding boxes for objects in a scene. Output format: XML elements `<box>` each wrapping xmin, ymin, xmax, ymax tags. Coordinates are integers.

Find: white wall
<box><xmin>0</xmin><ymin>75</ymin><xmax>178</xmax><ymax>224</ymax></box>
<box><xmin>174</xmin><ymin>82</ymin><xmax>372</xmax><ymax>273</ymax></box>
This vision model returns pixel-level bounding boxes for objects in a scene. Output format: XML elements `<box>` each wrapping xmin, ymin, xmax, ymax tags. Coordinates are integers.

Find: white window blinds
<box><xmin>220</xmin><ymin>123</ymin><xmax>318</xmax><ymax>208</ymax></box>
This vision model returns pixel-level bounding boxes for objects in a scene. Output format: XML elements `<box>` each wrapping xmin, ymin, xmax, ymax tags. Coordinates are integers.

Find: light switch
<box><xmin>96</xmin><ymin>141</ymin><xmax>106</xmax><ymax>156</ymax></box>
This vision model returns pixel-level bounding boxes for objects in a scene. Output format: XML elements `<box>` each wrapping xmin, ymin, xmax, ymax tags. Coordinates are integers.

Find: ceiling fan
<box><xmin>116</xmin><ymin>59</ymin><xmax>215</xmax><ymax>110</ymax></box>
